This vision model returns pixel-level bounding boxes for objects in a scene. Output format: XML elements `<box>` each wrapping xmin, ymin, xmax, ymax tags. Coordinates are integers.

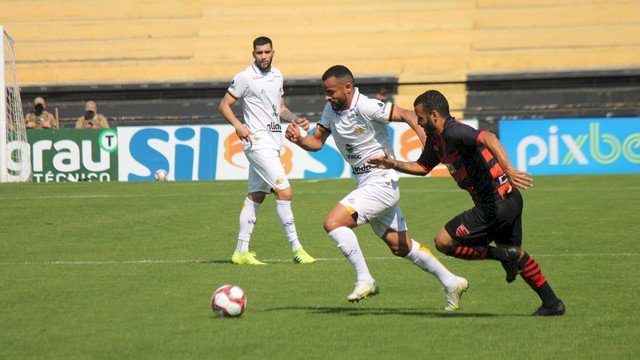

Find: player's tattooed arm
<box><xmin>280</xmin><ymin>104</ymin><xmax>310</xmax><ymax>131</ymax></box>
<box><xmin>280</xmin><ymin>108</ymin><xmax>301</xmax><ymax>123</ymax></box>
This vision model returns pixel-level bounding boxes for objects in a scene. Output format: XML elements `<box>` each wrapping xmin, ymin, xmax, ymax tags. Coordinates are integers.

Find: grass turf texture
<box><xmin>1</xmin><ymin>175</ymin><xmax>638</xmax><ymax>359</ymax></box>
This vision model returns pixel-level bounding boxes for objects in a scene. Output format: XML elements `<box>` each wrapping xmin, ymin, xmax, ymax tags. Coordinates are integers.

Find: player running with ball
<box><xmin>286</xmin><ymin>65</ymin><xmax>468</xmax><ymax>310</ymax></box>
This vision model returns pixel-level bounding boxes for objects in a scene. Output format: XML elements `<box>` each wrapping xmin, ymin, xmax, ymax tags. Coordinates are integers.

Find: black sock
<box><xmin>487</xmin><ymin>246</ymin><xmax>513</xmax><ymax>262</ymax></box>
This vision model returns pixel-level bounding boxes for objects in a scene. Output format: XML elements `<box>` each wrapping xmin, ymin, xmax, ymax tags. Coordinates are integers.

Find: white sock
<box><xmin>328</xmin><ymin>226</ymin><xmax>373</xmax><ymax>282</ymax></box>
<box><xmin>405</xmin><ymin>239</ymin><xmax>458</xmax><ymax>289</ymax></box>
<box><xmin>276</xmin><ymin>199</ymin><xmax>302</xmax><ymax>251</ymax></box>
<box><xmin>236</xmin><ymin>197</ymin><xmax>260</xmax><ymax>252</ymax></box>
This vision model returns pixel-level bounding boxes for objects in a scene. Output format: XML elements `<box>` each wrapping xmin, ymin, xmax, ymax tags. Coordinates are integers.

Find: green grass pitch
<box><xmin>1</xmin><ymin>175</ymin><xmax>639</xmax><ymax>359</ymax></box>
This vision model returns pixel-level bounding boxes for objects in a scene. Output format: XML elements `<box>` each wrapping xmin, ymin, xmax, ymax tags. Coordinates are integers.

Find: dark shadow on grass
<box><xmin>262</xmin><ymin>306</ymin><xmax>521</xmax><ymax>318</ymax></box>
<box><xmin>197</xmin><ymin>259</ymin><xmax>233</xmax><ymax>264</ymax></box>
<box><xmin>197</xmin><ymin>259</ymin><xmax>298</xmax><ymax>265</ymax></box>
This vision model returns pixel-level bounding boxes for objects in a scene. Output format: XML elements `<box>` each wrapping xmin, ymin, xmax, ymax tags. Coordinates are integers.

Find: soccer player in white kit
<box><xmin>219</xmin><ymin>36</ymin><xmax>315</xmax><ymax>265</ymax></box>
<box><xmin>285</xmin><ymin>65</ymin><xmax>469</xmax><ymax>310</ymax></box>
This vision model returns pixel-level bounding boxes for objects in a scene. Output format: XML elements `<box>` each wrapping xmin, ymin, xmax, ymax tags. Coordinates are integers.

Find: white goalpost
<box><xmin>1</xmin><ymin>25</ymin><xmax>31</xmax><ymax>182</ymax></box>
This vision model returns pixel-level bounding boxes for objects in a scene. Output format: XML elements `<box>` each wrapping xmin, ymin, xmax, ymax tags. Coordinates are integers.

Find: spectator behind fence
<box><xmin>374</xmin><ymin>87</ymin><xmax>394</xmax><ymax>107</ymax></box>
<box><xmin>25</xmin><ymin>97</ymin><xmax>58</xmax><ymax>129</ymax></box>
<box><xmin>76</xmin><ymin>101</ymin><xmax>110</xmax><ymax>129</ymax></box>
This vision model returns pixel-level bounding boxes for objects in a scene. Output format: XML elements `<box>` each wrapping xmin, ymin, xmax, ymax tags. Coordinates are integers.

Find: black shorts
<box><xmin>444</xmin><ymin>188</ymin><xmax>523</xmax><ymax>247</ymax></box>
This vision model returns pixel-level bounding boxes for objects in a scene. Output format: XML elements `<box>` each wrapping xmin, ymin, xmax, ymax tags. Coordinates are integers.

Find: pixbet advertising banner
<box><xmin>27</xmin><ymin>129</ymin><xmax>118</xmax><ymax>182</ymax></box>
<box><xmin>116</xmin><ymin>123</ymin><xmax>426</xmax><ymax>181</ymax></box>
<box><xmin>499</xmin><ymin>118</ymin><xmax>640</xmax><ymax>175</ymax></box>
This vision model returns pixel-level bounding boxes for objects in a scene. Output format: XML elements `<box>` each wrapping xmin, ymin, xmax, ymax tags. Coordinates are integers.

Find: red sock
<box><xmin>518</xmin><ymin>252</ymin><xmax>558</xmax><ymax>304</ymax></box>
<box><xmin>518</xmin><ymin>254</ymin><xmax>547</xmax><ymax>287</ymax></box>
<box><xmin>450</xmin><ymin>245</ymin><xmax>488</xmax><ymax>260</ymax></box>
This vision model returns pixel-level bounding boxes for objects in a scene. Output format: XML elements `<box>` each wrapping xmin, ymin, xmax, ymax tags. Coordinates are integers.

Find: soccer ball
<box><xmin>211</xmin><ymin>285</ymin><xmax>246</xmax><ymax>317</ymax></box>
<box><xmin>154</xmin><ymin>169</ymin><xmax>168</xmax><ymax>181</ymax></box>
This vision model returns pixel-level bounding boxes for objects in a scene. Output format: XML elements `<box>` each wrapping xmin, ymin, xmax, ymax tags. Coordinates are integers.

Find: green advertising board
<box><xmin>27</xmin><ymin>129</ymin><xmax>118</xmax><ymax>182</ymax></box>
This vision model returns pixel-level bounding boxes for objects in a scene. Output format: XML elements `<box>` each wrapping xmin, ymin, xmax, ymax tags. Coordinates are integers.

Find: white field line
<box><xmin>1</xmin><ymin>187</ymin><xmax>639</xmax><ymax>201</ymax></box>
<box><xmin>0</xmin><ymin>253</ymin><xmax>637</xmax><ymax>266</ymax></box>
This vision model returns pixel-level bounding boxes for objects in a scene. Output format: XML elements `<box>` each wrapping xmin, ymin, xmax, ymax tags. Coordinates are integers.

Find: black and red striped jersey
<box><xmin>417</xmin><ymin>117</ymin><xmax>512</xmax><ymax>205</ymax></box>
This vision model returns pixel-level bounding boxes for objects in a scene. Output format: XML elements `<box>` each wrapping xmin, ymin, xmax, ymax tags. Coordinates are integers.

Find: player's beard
<box><xmin>256</xmin><ymin>59</ymin><xmax>272</xmax><ymax>72</ymax></box>
<box><xmin>424</xmin><ymin>119</ymin><xmax>438</xmax><ymax>134</ymax></box>
<box><xmin>329</xmin><ymin>98</ymin><xmax>346</xmax><ymax>111</ymax></box>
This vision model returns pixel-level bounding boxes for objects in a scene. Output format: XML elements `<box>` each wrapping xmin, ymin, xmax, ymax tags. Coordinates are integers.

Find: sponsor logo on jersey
<box><xmin>352</xmin><ymin>164</ymin><xmax>373</xmax><ymax>175</ymax></box>
<box><xmin>345</xmin><ymin>143</ymin><xmax>361</xmax><ymax>159</ymax></box>
<box><xmin>345</xmin><ymin>143</ymin><xmax>355</xmax><ymax>153</ymax></box>
<box><xmin>267</xmin><ymin>122</ymin><xmax>282</xmax><ymax>132</ymax></box>
<box><xmin>353</xmin><ymin>126</ymin><xmax>366</xmax><ymax>135</ymax></box>
<box><xmin>275</xmin><ymin>177</ymin><xmax>285</xmax><ymax>185</ymax></box>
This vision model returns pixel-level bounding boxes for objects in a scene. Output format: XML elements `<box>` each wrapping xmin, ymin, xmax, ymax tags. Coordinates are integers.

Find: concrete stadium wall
<box><xmin>3</xmin><ymin>0</ymin><xmax>639</xmax><ymax>119</ymax></box>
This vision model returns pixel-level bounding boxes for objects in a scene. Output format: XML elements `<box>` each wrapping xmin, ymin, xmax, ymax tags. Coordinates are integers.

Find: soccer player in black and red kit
<box><xmin>369</xmin><ymin>90</ymin><xmax>565</xmax><ymax>316</ymax></box>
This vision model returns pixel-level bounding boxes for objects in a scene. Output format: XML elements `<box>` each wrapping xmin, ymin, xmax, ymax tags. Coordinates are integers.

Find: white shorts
<box><xmin>339</xmin><ymin>179</ymin><xmax>408</xmax><ymax>238</ymax></box>
<box><xmin>245</xmin><ymin>148</ymin><xmax>291</xmax><ymax>194</ymax></box>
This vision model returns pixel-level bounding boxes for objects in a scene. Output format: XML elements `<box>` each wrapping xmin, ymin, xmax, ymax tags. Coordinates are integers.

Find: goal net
<box><xmin>1</xmin><ymin>26</ymin><xmax>31</xmax><ymax>182</ymax></box>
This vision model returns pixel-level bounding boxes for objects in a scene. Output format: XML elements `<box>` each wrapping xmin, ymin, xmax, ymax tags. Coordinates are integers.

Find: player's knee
<box><xmin>275</xmin><ymin>187</ymin><xmax>292</xmax><ymax>201</ymax></box>
<box><xmin>323</xmin><ymin>217</ymin><xmax>337</xmax><ymax>233</ymax></box>
<box><xmin>433</xmin><ymin>228</ymin><xmax>453</xmax><ymax>253</ymax></box>
<box><xmin>248</xmin><ymin>192</ymin><xmax>266</xmax><ymax>203</ymax></box>
<box><xmin>433</xmin><ymin>237</ymin><xmax>448</xmax><ymax>254</ymax></box>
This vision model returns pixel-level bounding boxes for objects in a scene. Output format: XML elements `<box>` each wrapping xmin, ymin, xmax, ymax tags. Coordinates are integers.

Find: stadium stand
<box><xmin>2</xmin><ymin>0</ymin><xmax>639</xmax><ymax>127</ymax></box>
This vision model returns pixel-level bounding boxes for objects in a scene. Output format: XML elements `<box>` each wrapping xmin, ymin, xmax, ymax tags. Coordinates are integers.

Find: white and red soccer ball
<box><xmin>154</xmin><ymin>169</ymin><xmax>169</xmax><ymax>181</ymax></box>
<box><xmin>211</xmin><ymin>285</ymin><xmax>246</xmax><ymax>317</ymax></box>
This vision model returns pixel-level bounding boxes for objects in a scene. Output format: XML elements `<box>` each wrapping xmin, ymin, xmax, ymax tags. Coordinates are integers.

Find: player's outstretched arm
<box><xmin>479</xmin><ymin>131</ymin><xmax>533</xmax><ymax>189</ymax></box>
<box><xmin>368</xmin><ymin>150</ymin><xmax>428</xmax><ymax>176</ymax></box>
<box><xmin>389</xmin><ymin>106</ymin><xmax>427</xmax><ymax>145</ymax></box>
<box><xmin>280</xmin><ymin>102</ymin><xmax>310</xmax><ymax>132</ymax></box>
<box><xmin>285</xmin><ymin>122</ymin><xmax>329</xmax><ymax>152</ymax></box>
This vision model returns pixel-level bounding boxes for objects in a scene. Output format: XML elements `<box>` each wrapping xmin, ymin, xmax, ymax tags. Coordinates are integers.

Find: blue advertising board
<box><xmin>499</xmin><ymin>118</ymin><xmax>640</xmax><ymax>175</ymax></box>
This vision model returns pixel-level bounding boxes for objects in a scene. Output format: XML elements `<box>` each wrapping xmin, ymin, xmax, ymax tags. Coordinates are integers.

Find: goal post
<box><xmin>1</xmin><ymin>25</ymin><xmax>31</xmax><ymax>182</ymax></box>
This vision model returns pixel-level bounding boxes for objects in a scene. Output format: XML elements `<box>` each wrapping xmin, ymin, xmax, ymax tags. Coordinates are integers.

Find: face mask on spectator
<box><xmin>85</xmin><ymin>111</ymin><xmax>95</xmax><ymax>120</ymax></box>
<box><xmin>35</xmin><ymin>104</ymin><xmax>44</xmax><ymax>114</ymax></box>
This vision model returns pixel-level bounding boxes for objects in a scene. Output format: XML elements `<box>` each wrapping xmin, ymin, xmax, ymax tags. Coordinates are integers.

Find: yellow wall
<box><xmin>3</xmin><ymin>0</ymin><xmax>639</xmax><ymax>115</ymax></box>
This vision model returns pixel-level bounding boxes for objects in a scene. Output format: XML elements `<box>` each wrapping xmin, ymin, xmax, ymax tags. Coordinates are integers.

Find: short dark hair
<box><xmin>322</xmin><ymin>65</ymin><xmax>355</xmax><ymax>85</ymax></box>
<box><xmin>413</xmin><ymin>90</ymin><xmax>450</xmax><ymax>117</ymax></box>
<box><xmin>253</xmin><ymin>36</ymin><xmax>272</xmax><ymax>49</ymax></box>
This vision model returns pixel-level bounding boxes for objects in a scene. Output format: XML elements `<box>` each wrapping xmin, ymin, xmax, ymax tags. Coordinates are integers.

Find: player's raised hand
<box><xmin>296</xmin><ymin>117</ymin><xmax>310</xmax><ymax>132</ymax></box>
<box><xmin>235</xmin><ymin>124</ymin><xmax>253</xmax><ymax>144</ymax></box>
<box><xmin>368</xmin><ymin>150</ymin><xmax>395</xmax><ymax>169</ymax></box>
<box><xmin>285</xmin><ymin>122</ymin><xmax>301</xmax><ymax>143</ymax></box>
<box><xmin>507</xmin><ymin>168</ymin><xmax>533</xmax><ymax>190</ymax></box>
